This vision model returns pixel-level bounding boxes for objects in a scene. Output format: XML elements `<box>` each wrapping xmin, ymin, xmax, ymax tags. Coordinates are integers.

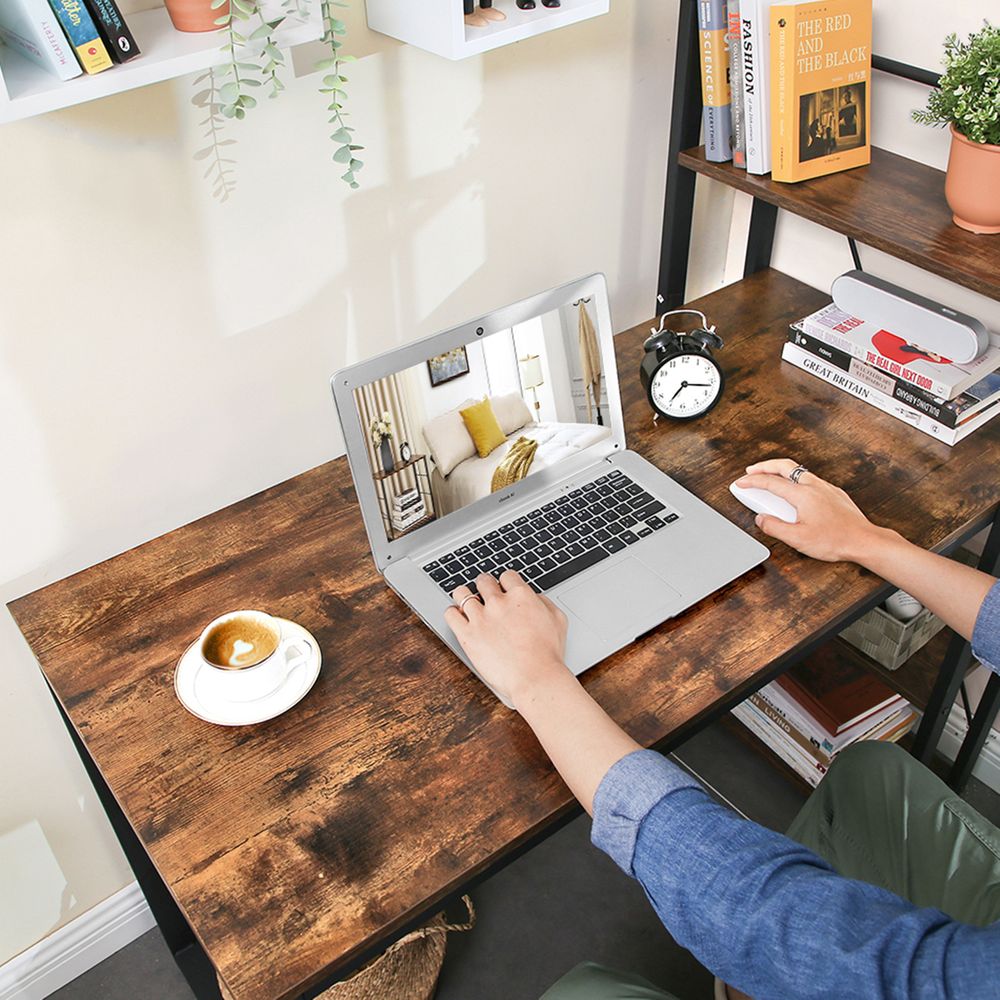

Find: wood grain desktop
<box><xmin>9</xmin><ymin>270</ymin><xmax>1000</xmax><ymax>1000</ymax></box>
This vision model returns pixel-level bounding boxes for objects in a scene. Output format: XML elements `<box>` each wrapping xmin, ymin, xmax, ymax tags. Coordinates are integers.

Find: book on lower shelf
<box><xmin>732</xmin><ymin>646</ymin><xmax>917</xmax><ymax>787</ymax></box>
<box><xmin>0</xmin><ymin>0</ymin><xmax>81</xmax><ymax>80</ymax></box>
<box><xmin>390</xmin><ymin>490</ymin><xmax>427</xmax><ymax>532</ymax></box>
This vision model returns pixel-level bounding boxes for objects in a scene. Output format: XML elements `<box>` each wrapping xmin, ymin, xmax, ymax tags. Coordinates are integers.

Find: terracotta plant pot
<box><xmin>164</xmin><ymin>0</ymin><xmax>228</xmax><ymax>33</ymax></box>
<box><xmin>944</xmin><ymin>126</ymin><xmax>1000</xmax><ymax>234</ymax></box>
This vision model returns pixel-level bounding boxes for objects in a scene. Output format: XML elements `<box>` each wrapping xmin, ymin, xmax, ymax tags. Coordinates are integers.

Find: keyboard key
<box><xmin>596</xmin><ymin>474</ymin><xmax>611</xmax><ymax>483</ymax></box>
<box><xmin>514</xmin><ymin>516</ymin><xmax>529</xmax><ymax>526</ymax></box>
<box><xmin>609</xmin><ymin>470</ymin><xmax>625</xmax><ymax>479</ymax></box>
<box><xmin>456</xmin><ymin>545</ymin><xmax>471</xmax><ymax>554</ymax></box>
<box><xmin>481</xmin><ymin>558</ymin><xmax>497</xmax><ymax>572</ymax></box>
<box><xmin>429</xmin><ymin>567</ymin><xmax>448</xmax><ymax>582</ymax></box>
<box><xmin>638</xmin><ymin>527</ymin><xmax>653</xmax><ymax>538</ymax></box>
<box><xmin>485</xmin><ymin>531</ymin><xmax>501</xmax><ymax>541</ymax></box>
<box><xmin>620</xmin><ymin>530</ymin><xmax>640</xmax><ymax>545</ymax></box>
<box><xmin>423</xmin><ymin>561</ymin><xmax>440</xmax><ymax>571</ymax></box>
<box><xmin>604</xmin><ymin>538</ymin><xmax>626</xmax><ymax>553</ymax></box>
<box><xmin>441</xmin><ymin>575</ymin><xmax>464</xmax><ymax>592</ymax></box>
<box><xmin>535</xmin><ymin>528</ymin><xmax>553</xmax><ymax>542</ymax></box>
<box><xmin>523</xmin><ymin>564</ymin><xmax>543</xmax><ymax>579</ymax></box>
<box><xmin>459</xmin><ymin>553</ymin><xmax>477</xmax><ymax>567</ymax></box>
<box><xmin>647</xmin><ymin>516</ymin><xmax>666</xmax><ymax>530</ymax></box>
<box><xmin>564</xmin><ymin>515</ymin><xmax>580</xmax><ymax>528</ymax></box>
<box><xmin>567</xmin><ymin>542</ymin><xmax>584</xmax><ymax>556</ymax></box>
<box><xmin>508</xmin><ymin>543</ymin><xmax>525</xmax><ymax>557</ymax></box>
<box><xmin>509</xmin><ymin>559</ymin><xmax>525</xmax><ymax>572</ymax></box>
<box><xmin>443</xmin><ymin>559</ymin><xmax>463</xmax><ymax>574</ymax></box>
<box><xmin>536</xmin><ymin>543</ymin><xmax>554</xmax><ymax>558</ymax></box>
<box><xmin>534</xmin><ymin>546</ymin><xmax>610</xmax><ymax>591</ymax></box>
<box><xmin>632</xmin><ymin>500</ymin><xmax>666</xmax><ymax>521</ymax></box>
<box><xmin>666</xmin><ymin>512</ymin><xmax>679</xmax><ymax>523</ymax></box>
<box><xmin>538</xmin><ymin>557</ymin><xmax>557</xmax><ymax>572</ymax></box>
<box><xmin>596</xmin><ymin>485</ymin><xmax>613</xmax><ymax>496</ymax></box>
<box><xmin>595</xmin><ymin>528</ymin><xmax>611</xmax><ymax>541</ymax></box>
<box><xmin>624</xmin><ymin>482</ymin><xmax>642</xmax><ymax>496</ymax></box>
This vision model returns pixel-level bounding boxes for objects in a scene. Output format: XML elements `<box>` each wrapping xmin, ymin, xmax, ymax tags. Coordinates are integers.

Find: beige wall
<box><xmin>0</xmin><ymin>1</ymin><xmax>684</xmax><ymax>964</ymax></box>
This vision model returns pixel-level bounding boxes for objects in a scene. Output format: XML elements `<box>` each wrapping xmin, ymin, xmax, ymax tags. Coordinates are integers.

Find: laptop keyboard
<box><xmin>421</xmin><ymin>469</ymin><xmax>679</xmax><ymax>596</ymax></box>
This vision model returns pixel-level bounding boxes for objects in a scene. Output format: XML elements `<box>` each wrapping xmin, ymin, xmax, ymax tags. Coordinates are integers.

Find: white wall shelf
<box><xmin>364</xmin><ymin>0</ymin><xmax>609</xmax><ymax>60</ymax></box>
<box><xmin>0</xmin><ymin>5</ymin><xmax>321</xmax><ymax>124</ymax></box>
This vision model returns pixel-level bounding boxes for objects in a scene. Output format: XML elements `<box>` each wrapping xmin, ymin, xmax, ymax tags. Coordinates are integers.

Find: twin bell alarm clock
<box><xmin>639</xmin><ymin>309</ymin><xmax>725</xmax><ymax>420</ymax></box>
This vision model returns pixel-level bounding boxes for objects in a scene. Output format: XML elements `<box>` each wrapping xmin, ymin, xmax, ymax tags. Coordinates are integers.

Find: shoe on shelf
<box><xmin>516</xmin><ymin>0</ymin><xmax>536</xmax><ymax>8</ymax></box>
<box><xmin>540</xmin><ymin>0</ymin><xmax>561</xmax><ymax>6</ymax></box>
<box><xmin>479</xmin><ymin>5</ymin><xmax>506</xmax><ymax>20</ymax></box>
<box><xmin>465</xmin><ymin>10</ymin><xmax>489</xmax><ymax>26</ymax></box>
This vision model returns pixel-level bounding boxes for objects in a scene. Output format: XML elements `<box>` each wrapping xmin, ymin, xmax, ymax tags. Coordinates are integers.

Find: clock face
<box><xmin>649</xmin><ymin>353</ymin><xmax>722</xmax><ymax>419</ymax></box>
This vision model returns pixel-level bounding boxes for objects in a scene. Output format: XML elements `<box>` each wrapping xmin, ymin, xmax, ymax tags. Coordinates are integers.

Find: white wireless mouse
<box><xmin>729</xmin><ymin>482</ymin><xmax>799</xmax><ymax>524</ymax></box>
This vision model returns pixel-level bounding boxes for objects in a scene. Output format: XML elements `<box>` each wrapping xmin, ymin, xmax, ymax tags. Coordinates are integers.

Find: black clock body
<box><xmin>639</xmin><ymin>326</ymin><xmax>726</xmax><ymax>421</ymax></box>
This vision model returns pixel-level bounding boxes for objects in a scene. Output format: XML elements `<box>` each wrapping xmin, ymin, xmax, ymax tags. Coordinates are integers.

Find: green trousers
<box><xmin>539</xmin><ymin>741</ymin><xmax>1000</xmax><ymax>1000</ymax></box>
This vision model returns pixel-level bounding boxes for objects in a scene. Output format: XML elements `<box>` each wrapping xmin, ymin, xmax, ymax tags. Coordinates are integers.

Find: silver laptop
<box><xmin>331</xmin><ymin>274</ymin><xmax>769</xmax><ymax>706</ymax></box>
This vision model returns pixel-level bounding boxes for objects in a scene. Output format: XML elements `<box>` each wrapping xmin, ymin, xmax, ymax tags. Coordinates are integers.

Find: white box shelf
<box><xmin>0</xmin><ymin>5</ymin><xmax>321</xmax><ymax>124</ymax></box>
<box><xmin>365</xmin><ymin>0</ymin><xmax>609</xmax><ymax>60</ymax></box>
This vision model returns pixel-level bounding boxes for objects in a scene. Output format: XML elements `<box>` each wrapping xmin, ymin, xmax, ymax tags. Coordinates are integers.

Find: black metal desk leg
<box><xmin>47</xmin><ymin>685</ymin><xmax>223</xmax><ymax>1000</ymax></box>
<box><xmin>911</xmin><ymin>508</ymin><xmax>1000</xmax><ymax>781</ymax></box>
<box><xmin>949</xmin><ymin>672</ymin><xmax>1000</xmax><ymax>792</ymax></box>
<box><xmin>743</xmin><ymin>199</ymin><xmax>778</xmax><ymax>277</ymax></box>
<box><xmin>656</xmin><ymin>0</ymin><xmax>702</xmax><ymax>310</ymax></box>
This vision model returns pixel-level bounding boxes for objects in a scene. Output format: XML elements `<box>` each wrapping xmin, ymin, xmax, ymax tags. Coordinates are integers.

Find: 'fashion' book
<box><xmin>697</xmin><ymin>0</ymin><xmax>733</xmax><ymax>162</ymax></box>
<box><xmin>0</xmin><ymin>0</ymin><xmax>81</xmax><ymax>80</ymax></box>
<box><xmin>796</xmin><ymin>302</ymin><xmax>1000</xmax><ymax>401</ymax></box>
<box><xmin>738</xmin><ymin>0</ymin><xmax>772</xmax><ymax>174</ymax></box>
<box><xmin>788</xmin><ymin>326</ymin><xmax>1000</xmax><ymax>430</ymax></box>
<box><xmin>769</xmin><ymin>0</ymin><xmax>871</xmax><ymax>182</ymax></box>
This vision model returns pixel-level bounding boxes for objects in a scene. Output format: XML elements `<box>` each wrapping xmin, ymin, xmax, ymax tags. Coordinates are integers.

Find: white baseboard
<box><xmin>936</xmin><ymin>703</ymin><xmax>1000</xmax><ymax>794</ymax></box>
<box><xmin>0</xmin><ymin>883</ymin><xmax>154</xmax><ymax>1000</ymax></box>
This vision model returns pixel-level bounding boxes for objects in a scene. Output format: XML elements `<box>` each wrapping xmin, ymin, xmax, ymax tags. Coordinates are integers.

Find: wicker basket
<box><xmin>318</xmin><ymin>896</ymin><xmax>475</xmax><ymax>1000</ymax></box>
<box><xmin>839</xmin><ymin>604</ymin><xmax>945</xmax><ymax>670</ymax></box>
<box><xmin>215</xmin><ymin>897</ymin><xmax>474</xmax><ymax>1000</ymax></box>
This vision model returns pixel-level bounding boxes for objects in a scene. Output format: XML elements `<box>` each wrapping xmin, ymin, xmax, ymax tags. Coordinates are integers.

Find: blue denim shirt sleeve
<box><xmin>591</xmin><ymin>749</ymin><xmax>1000</xmax><ymax>1000</ymax></box>
<box><xmin>972</xmin><ymin>578</ymin><xmax>1000</xmax><ymax>675</ymax></box>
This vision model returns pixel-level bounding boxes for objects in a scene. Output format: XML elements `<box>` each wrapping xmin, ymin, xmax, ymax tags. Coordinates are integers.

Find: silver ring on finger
<box><xmin>789</xmin><ymin>464</ymin><xmax>808</xmax><ymax>484</ymax></box>
<box><xmin>458</xmin><ymin>594</ymin><xmax>480</xmax><ymax>614</ymax></box>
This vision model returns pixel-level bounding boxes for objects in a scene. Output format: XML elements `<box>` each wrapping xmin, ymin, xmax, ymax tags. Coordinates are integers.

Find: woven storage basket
<box><xmin>839</xmin><ymin>604</ymin><xmax>945</xmax><ymax>670</ymax></box>
<box><xmin>318</xmin><ymin>895</ymin><xmax>475</xmax><ymax>1000</ymax></box>
<box><xmin>216</xmin><ymin>897</ymin><xmax>474</xmax><ymax>1000</ymax></box>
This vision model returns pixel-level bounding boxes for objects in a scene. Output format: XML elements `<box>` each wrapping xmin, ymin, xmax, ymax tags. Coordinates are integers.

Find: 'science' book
<box><xmin>795</xmin><ymin>302</ymin><xmax>1000</xmax><ymax>401</ymax></box>
<box><xmin>0</xmin><ymin>0</ymin><xmax>81</xmax><ymax>80</ymax></box>
<box><xmin>697</xmin><ymin>0</ymin><xmax>733</xmax><ymax>162</ymax></box>
<box><xmin>47</xmin><ymin>0</ymin><xmax>113</xmax><ymax>74</ymax></box>
<box><xmin>788</xmin><ymin>326</ymin><xmax>1000</xmax><ymax>429</ymax></box>
<box><xmin>738</xmin><ymin>0</ymin><xmax>772</xmax><ymax>174</ymax></box>
<box><xmin>82</xmin><ymin>0</ymin><xmax>139</xmax><ymax>63</ymax></box>
<box><xmin>769</xmin><ymin>0</ymin><xmax>871</xmax><ymax>182</ymax></box>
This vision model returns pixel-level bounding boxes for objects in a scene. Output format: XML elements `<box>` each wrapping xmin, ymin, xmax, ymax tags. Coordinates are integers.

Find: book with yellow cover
<box><xmin>47</xmin><ymin>0</ymin><xmax>112</xmax><ymax>74</ymax></box>
<box><xmin>769</xmin><ymin>0</ymin><xmax>871</xmax><ymax>183</ymax></box>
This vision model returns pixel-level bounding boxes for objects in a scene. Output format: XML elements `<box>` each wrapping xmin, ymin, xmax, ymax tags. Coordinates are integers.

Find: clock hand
<box><xmin>684</xmin><ymin>382</ymin><xmax>713</xmax><ymax>388</ymax></box>
<box><xmin>669</xmin><ymin>381</ymin><xmax>687</xmax><ymax>402</ymax></box>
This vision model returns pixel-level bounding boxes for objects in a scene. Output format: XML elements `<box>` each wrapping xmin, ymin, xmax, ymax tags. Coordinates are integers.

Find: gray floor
<box><xmin>50</xmin><ymin>718</ymin><xmax>999</xmax><ymax>1000</ymax></box>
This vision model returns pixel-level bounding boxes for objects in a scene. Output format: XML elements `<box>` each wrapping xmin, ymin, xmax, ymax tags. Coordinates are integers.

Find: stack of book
<box><xmin>391</xmin><ymin>488</ymin><xmax>427</xmax><ymax>534</ymax></box>
<box><xmin>0</xmin><ymin>0</ymin><xmax>140</xmax><ymax>83</ymax></box>
<box><xmin>732</xmin><ymin>646</ymin><xmax>917</xmax><ymax>787</ymax></box>
<box><xmin>699</xmin><ymin>0</ymin><xmax>872</xmax><ymax>183</ymax></box>
<box><xmin>783</xmin><ymin>303</ymin><xmax>1000</xmax><ymax>446</ymax></box>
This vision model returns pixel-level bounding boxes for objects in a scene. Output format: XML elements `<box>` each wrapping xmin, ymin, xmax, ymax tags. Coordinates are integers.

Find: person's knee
<box><xmin>824</xmin><ymin>738</ymin><xmax>910</xmax><ymax>791</ymax></box>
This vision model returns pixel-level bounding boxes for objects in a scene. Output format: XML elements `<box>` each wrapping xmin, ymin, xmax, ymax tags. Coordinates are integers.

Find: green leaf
<box><xmin>219</xmin><ymin>81</ymin><xmax>240</xmax><ymax>102</ymax></box>
<box><xmin>210</xmin><ymin>0</ymin><xmax>228</xmax><ymax>8</ymax></box>
<box><xmin>242</xmin><ymin>94</ymin><xmax>257</xmax><ymax>109</ymax></box>
<box><xmin>249</xmin><ymin>22</ymin><xmax>273</xmax><ymax>39</ymax></box>
<box><xmin>314</xmin><ymin>57</ymin><xmax>337</xmax><ymax>69</ymax></box>
<box><xmin>349</xmin><ymin>158</ymin><xmax>363</xmax><ymax>170</ymax></box>
<box><xmin>333</xmin><ymin>144</ymin><xmax>353</xmax><ymax>163</ymax></box>
<box><xmin>348</xmin><ymin>144</ymin><xmax>364</xmax><ymax>151</ymax></box>
<box><xmin>331</xmin><ymin>127</ymin><xmax>353</xmax><ymax>142</ymax></box>
<box><xmin>214</xmin><ymin>14</ymin><xmax>231</xmax><ymax>25</ymax></box>
<box><xmin>243</xmin><ymin>78</ymin><xmax>263</xmax><ymax>87</ymax></box>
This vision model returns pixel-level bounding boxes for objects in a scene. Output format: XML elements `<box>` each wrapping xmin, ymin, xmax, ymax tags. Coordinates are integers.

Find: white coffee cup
<box><xmin>196</xmin><ymin>610</ymin><xmax>313</xmax><ymax>704</ymax></box>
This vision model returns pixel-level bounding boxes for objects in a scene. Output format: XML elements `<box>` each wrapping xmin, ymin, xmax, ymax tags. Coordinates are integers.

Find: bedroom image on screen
<box><xmin>353</xmin><ymin>304</ymin><xmax>612</xmax><ymax>543</ymax></box>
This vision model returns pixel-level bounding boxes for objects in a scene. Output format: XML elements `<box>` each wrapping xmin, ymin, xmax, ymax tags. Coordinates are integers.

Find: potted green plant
<box><xmin>189</xmin><ymin>0</ymin><xmax>363</xmax><ymax>200</ymax></box>
<box><xmin>913</xmin><ymin>21</ymin><xmax>1000</xmax><ymax>234</ymax></box>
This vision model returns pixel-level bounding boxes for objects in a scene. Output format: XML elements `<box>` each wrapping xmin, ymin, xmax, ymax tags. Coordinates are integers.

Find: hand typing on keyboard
<box><xmin>444</xmin><ymin>571</ymin><xmax>569</xmax><ymax>707</ymax></box>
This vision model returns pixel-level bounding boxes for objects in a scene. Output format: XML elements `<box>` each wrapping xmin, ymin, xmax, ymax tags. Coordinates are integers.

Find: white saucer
<box><xmin>174</xmin><ymin>618</ymin><xmax>322</xmax><ymax>726</ymax></box>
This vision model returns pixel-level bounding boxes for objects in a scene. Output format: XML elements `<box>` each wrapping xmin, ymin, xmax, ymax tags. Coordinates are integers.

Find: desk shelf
<box><xmin>0</xmin><ymin>5</ymin><xmax>321</xmax><ymax>124</ymax></box>
<box><xmin>678</xmin><ymin>144</ymin><xmax>1000</xmax><ymax>302</ymax></box>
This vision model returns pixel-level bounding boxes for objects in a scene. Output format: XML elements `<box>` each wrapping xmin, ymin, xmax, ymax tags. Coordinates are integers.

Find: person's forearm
<box><xmin>512</xmin><ymin>664</ymin><xmax>640</xmax><ymax>816</ymax></box>
<box><xmin>851</xmin><ymin>526</ymin><xmax>996</xmax><ymax>641</ymax></box>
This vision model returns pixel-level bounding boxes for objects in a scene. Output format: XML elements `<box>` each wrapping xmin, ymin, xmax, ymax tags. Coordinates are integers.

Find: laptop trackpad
<box><xmin>558</xmin><ymin>558</ymin><xmax>681</xmax><ymax>641</ymax></box>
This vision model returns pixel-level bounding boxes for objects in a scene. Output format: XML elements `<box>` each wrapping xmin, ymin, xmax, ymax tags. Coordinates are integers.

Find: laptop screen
<box><xmin>351</xmin><ymin>301</ymin><xmax>612</xmax><ymax>544</ymax></box>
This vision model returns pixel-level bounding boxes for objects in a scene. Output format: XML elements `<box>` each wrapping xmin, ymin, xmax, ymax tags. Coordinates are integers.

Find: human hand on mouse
<box><xmin>734</xmin><ymin>458</ymin><xmax>884</xmax><ymax>563</ymax></box>
<box><xmin>444</xmin><ymin>570</ymin><xmax>570</xmax><ymax>708</ymax></box>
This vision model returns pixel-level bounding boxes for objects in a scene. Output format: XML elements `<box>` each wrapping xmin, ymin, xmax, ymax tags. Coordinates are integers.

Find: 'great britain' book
<box><xmin>697</xmin><ymin>0</ymin><xmax>733</xmax><ymax>162</ymax></box>
<box><xmin>788</xmin><ymin>326</ymin><xmax>1000</xmax><ymax>429</ymax></box>
<box><xmin>769</xmin><ymin>0</ymin><xmax>871</xmax><ymax>182</ymax></box>
<box><xmin>0</xmin><ymin>0</ymin><xmax>81</xmax><ymax>80</ymax></box>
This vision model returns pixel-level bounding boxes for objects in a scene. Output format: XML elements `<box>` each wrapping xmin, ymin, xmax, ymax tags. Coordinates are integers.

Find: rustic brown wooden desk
<box><xmin>9</xmin><ymin>271</ymin><xmax>1000</xmax><ymax>1000</ymax></box>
